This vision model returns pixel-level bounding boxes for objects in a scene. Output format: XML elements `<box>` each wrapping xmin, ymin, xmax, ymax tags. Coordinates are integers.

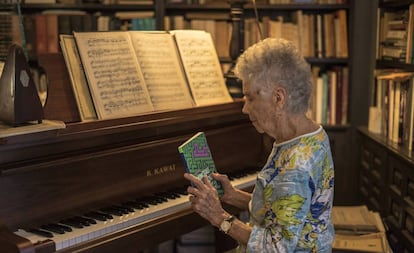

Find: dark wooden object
<box><xmin>0</xmin><ymin>88</ymin><xmax>268</xmax><ymax>253</ymax></box>
<box><xmin>358</xmin><ymin>127</ymin><xmax>414</xmax><ymax>253</ymax></box>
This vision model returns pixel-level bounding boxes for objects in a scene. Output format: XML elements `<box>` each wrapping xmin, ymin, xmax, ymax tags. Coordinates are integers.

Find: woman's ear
<box><xmin>273</xmin><ymin>86</ymin><xmax>287</xmax><ymax>111</ymax></box>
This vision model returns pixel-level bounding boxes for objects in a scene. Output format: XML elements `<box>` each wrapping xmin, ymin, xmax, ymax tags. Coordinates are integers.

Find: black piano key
<box><xmin>52</xmin><ymin>223</ymin><xmax>72</xmax><ymax>232</ymax></box>
<box><xmin>58</xmin><ymin>223</ymin><xmax>73</xmax><ymax>232</ymax></box>
<box><xmin>28</xmin><ymin>228</ymin><xmax>54</xmax><ymax>238</ymax></box>
<box><xmin>132</xmin><ymin>200</ymin><xmax>149</xmax><ymax>208</ymax></box>
<box><xmin>60</xmin><ymin>218</ymin><xmax>84</xmax><ymax>229</ymax></box>
<box><xmin>84</xmin><ymin>211</ymin><xmax>111</xmax><ymax>221</ymax></box>
<box><xmin>136</xmin><ymin>196</ymin><xmax>158</xmax><ymax>206</ymax></box>
<box><xmin>145</xmin><ymin>195</ymin><xmax>166</xmax><ymax>204</ymax></box>
<box><xmin>73</xmin><ymin>216</ymin><xmax>96</xmax><ymax>225</ymax></box>
<box><xmin>156</xmin><ymin>192</ymin><xmax>178</xmax><ymax>200</ymax></box>
<box><xmin>70</xmin><ymin>217</ymin><xmax>90</xmax><ymax>227</ymax></box>
<box><xmin>80</xmin><ymin>216</ymin><xmax>97</xmax><ymax>225</ymax></box>
<box><xmin>173</xmin><ymin>187</ymin><xmax>188</xmax><ymax>196</ymax></box>
<box><xmin>41</xmin><ymin>224</ymin><xmax>68</xmax><ymax>234</ymax></box>
<box><xmin>108</xmin><ymin>205</ymin><xmax>132</xmax><ymax>214</ymax></box>
<box><xmin>122</xmin><ymin>201</ymin><xmax>146</xmax><ymax>210</ymax></box>
<box><xmin>155</xmin><ymin>196</ymin><xmax>168</xmax><ymax>203</ymax></box>
<box><xmin>114</xmin><ymin>205</ymin><xmax>134</xmax><ymax>213</ymax></box>
<box><xmin>100</xmin><ymin>207</ymin><xmax>124</xmax><ymax>216</ymax></box>
<box><xmin>171</xmin><ymin>192</ymin><xmax>181</xmax><ymax>198</ymax></box>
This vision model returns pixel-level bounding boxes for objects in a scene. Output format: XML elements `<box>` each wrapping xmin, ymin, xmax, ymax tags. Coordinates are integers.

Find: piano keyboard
<box><xmin>15</xmin><ymin>170</ymin><xmax>258</xmax><ymax>251</ymax></box>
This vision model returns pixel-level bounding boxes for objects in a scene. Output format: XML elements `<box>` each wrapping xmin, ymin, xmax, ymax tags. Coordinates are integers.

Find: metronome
<box><xmin>0</xmin><ymin>44</ymin><xmax>44</xmax><ymax>126</ymax></box>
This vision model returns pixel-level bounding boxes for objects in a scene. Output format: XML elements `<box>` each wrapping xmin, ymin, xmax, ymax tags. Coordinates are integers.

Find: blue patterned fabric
<box><xmin>245</xmin><ymin>126</ymin><xmax>335</xmax><ymax>253</ymax></box>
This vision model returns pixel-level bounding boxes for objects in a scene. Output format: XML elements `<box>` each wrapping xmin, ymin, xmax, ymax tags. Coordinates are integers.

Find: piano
<box><xmin>0</xmin><ymin>98</ymin><xmax>270</xmax><ymax>253</ymax></box>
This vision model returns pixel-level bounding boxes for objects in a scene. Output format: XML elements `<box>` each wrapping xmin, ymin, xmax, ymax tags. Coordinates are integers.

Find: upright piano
<box><xmin>0</xmin><ymin>97</ymin><xmax>269</xmax><ymax>253</ymax></box>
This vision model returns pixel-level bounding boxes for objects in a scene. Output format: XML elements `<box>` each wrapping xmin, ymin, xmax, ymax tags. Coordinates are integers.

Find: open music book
<box><xmin>60</xmin><ymin>30</ymin><xmax>232</xmax><ymax>121</ymax></box>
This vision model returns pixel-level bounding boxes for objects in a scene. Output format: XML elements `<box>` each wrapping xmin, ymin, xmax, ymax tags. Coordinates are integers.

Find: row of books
<box><xmin>369</xmin><ymin>69</ymin><xmax>414</xmax><ymax>151</ymax></box>
<box><xmin>23</xmin><ymin>0</ymin><xmax>154</xmax><ymax>4</ymax></box>
<box><xmin>244</xmin><ymin>10</ymin><xmax>349</xmax><ymax>58</ymax></box>
<box><xmin>332</xmin><ymin>205</ymin><xmax>391</xmax><ymax>253</ymax></box>
<box><xmin>0</xmin><ymin>13</ymin><xmax>20</xmax><ymax>61</ymax></box>
<box><xmin>268</xmin><ymin>0</ymin><xmax>347</xmax><ymax>3</ymax></box>
<box><xmin>2</xmin><ymin>8</ymin><xmax>348</xmax><ymax>62</ymax></box>
<box><xmin>4</xmin><ymin>11</ymin><xmax>156</xmax><ymax>60</ymax></box>
<box><xmin>168</xmin><ymin>0</ymin><xmax>348</xmax><ymax>4</ymax></box>
<box><xmin>165</xmin><ymin>10</ymin><xmax>348</xmax><ymax>60</ymax></box>
<box><xmin>377</xmin><ymin>4</ymin><xmax>414</xmax><ymax>64</ymax></box>
<box><xmin>308</xmin><ymin>66</ymin><xmax>349</xmax><ymax>125</ymax></box>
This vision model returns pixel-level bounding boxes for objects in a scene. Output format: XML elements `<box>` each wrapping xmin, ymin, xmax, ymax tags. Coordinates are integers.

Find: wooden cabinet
<box><xmin>358</xmin><ymin>127</ymin><xmax>414</xmax><ymax>253</ymax></box>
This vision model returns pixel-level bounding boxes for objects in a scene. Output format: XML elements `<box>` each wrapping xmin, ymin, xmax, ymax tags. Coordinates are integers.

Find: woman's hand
<box><xmin>184</xmin><ymin>173</ymin><xmax>228</xmax><ymax>227</ymax></box>
<box><xmin>213</xmin><ymin>172</ymin><xmax>252</xmax><ymax>210</ymax></box>
<box><xmin>211</xmin><ymin>173</ymin><xmax>237</xmax><ymax>205</ymax></box>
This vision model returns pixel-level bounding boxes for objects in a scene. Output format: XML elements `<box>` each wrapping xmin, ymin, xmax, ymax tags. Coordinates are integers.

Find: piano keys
<box><xmin>15</xmin><ymin>169</ymin><xmax>258</xmax><ymax>252</ymax></box>
<box><xmin>0</xmin><ymin>101</ymin><xmax>270</xmax><ymax>253</ymax></box>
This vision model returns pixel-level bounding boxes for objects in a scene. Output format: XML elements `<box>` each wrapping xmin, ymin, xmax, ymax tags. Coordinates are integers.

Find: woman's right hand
<box><xmin>212</xmin><ymin>173</ymin><xmax>236</xmax><ymax>204</ymax></box>
<box><xmin>212</xmin><ymin>172</ymin><xmax>252</xmax><ymax>210</ymax></box>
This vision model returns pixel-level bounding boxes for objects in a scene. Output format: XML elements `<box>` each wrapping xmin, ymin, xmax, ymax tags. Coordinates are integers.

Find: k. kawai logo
<box><xmin>146</xmin><ymin>164</ymin><xmax>176</xmax><ymax>177</ymax></box>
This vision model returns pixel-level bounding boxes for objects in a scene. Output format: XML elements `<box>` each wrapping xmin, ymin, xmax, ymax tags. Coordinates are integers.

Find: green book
<box><xmin>178</xmin><ymin>132</ymin><xmax>223</xmax><ymax>196</ymax></box>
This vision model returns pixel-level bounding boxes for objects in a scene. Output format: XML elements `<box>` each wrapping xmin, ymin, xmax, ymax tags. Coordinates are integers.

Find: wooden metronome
<box><xmin>0</xmin><ymin>44</ymin><xmax>44</xmax><ymax>126</ymax></box>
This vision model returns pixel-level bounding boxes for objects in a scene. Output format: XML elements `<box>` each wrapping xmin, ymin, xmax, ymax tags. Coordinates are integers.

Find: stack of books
<box><xmin>332</xmin><ymin>205</ymin><xmax>392</xmax><ymax>253</ymax></box>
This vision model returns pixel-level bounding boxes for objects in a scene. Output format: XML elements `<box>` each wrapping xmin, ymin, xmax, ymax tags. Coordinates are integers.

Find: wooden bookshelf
<box><xmin>358</xmin><ymin>0</ymin><xmax>414</xmax><ymax>252</ymax></box>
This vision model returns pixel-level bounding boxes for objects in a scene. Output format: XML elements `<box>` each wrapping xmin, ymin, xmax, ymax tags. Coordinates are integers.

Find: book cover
<box><xmin>178</xmin><ymin>132</ymin><xmax>223</xmax><ymax>196</ymax></box>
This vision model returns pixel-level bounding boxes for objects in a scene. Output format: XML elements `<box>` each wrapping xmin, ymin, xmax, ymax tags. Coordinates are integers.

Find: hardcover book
<box><xmin>178</xmin><ymin>132</ymin><xmax>223</xmax><ymax>196</ymax></box>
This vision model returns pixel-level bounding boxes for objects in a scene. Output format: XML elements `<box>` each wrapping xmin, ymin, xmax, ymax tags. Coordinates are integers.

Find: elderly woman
<box><xmin>184</xmin><ymin>38</ymin><xmax>335</xmax><ymax>252</ymax></box>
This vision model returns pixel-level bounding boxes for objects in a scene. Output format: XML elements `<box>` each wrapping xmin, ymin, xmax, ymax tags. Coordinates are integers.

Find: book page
<box><xmin>171</xmin><ymin>30</ymin><xmax>233</xmax><ymax>106</ymax></box>
<box><xmin>128</xmin><ymin>31</ymin><xmax>194</xmax><ymax>111</ymax></box>
<box><xmin>60</xmin><ymin>35</ymin><xmax>98</xmax><ymax>121</ymax></box>
<box><xmin>74</xmin><ymin>31</ymin><xmax>154</xmax><ymax>120</ymax></box>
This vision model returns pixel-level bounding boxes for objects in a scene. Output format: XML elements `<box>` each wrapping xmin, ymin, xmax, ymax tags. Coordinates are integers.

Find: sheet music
<box><xmin>74</xmin><ymin>31</ymin><xmax>154</xmax><ymax>120</ymax></box>
<box><xmin>171</xmin><ymin>30</ymin><xmax>233</xmax><ymax>106</ymax></box>
<box><xmin>129</xmin><ymin>31</ymin><xmax>194</xmax><ymax>111</ymax></box>
<box><xmin>60</xmin><ymin>35</ymin><xmax>98</xmax><ymax>121</ymax></box>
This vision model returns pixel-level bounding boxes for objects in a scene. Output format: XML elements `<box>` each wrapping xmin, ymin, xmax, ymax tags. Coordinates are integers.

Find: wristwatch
<box><xmin>219</xmin><ymin>215</ymin><xmax>235</xmax><ymax>234</ymax></box>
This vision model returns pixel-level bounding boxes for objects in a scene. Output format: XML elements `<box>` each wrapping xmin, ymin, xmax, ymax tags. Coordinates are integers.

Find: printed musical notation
<box><xmin>129</xmin><ymin>31</ymin><xmax>194</xmax><ymax>110</ymax></box>
<box><xmin>65</xmin><ymin>30</ymin><xmax>232</xmax><ymax>121</ymax></box>
<box><xmin>171</xmin><ymin>30</ymin><xmax>232</xmax><ymax>106</ymax></box>
<box><xmin>74</xmin><ymin>32</ymin><xmax>154</xmax><ymax>119</ymax></box>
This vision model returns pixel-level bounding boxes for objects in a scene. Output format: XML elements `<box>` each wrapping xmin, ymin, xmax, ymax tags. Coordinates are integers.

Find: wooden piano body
<box><xmin>0</xmin><ymin>97</ymin><xmax>268</xmax><ymax>252</ymax></box>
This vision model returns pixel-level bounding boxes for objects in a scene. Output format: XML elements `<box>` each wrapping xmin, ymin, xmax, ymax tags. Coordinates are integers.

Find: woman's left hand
<box><xmin>184</xmin><ymin>173</ymin><xmax>227</xmax><ymax>227</ymax></box>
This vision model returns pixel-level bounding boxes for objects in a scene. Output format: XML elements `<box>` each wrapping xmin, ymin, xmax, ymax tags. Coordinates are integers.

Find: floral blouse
<box><xmin>245</xmin><ymin>126</ymin><xmax>335</xmax><ymax>253</ymax></box>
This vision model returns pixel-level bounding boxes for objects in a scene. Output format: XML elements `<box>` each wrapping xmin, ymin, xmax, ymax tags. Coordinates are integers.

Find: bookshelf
<box><xmin>357</xmin><ymin>0</ymin><xmax>414</xmax><ymax>252</ymax></box>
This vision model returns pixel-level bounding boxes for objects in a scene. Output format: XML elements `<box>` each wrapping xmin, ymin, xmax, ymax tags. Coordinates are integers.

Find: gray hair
<box><xmin>234</xmin><ymin>38</ymin><xmax>312</xmax><ymax>114</ymax></box>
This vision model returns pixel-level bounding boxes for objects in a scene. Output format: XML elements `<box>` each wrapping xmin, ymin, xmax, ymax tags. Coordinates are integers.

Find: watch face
<box><xmin>220</xmin><ymin>221</ymin><xmax>231</xmax><ymax>232</ymax></box>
